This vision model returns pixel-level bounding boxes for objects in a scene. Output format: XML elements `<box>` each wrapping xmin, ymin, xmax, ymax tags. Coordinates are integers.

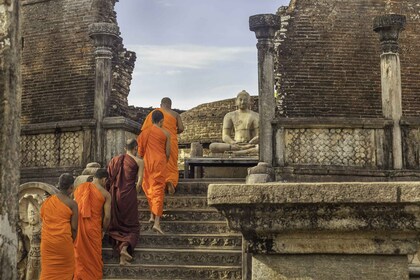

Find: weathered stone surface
<box><xmin>253</xmin><ymin>254</ymin><xmax>408</xmax><ymax>280</ymax></box>
<box><xmin>209</xmin><ymin>181</ymin><xmax>420</xmax><ymax>279</ymax></box>
<box><xmin>21</xmin><ymin>0</ymin><xmax>136</xmax><ymax>124</ymax></box>
<box><xmin>179</xmin><ymin>96</ymin><xmax>259</xmax><ymax>145</ymax></box>
<box><xmin>17</xmin><ymin>182</ymin><xmax>58</xmax><ymax>280</ymax></box>
<box><xmin>104</xmin><ymin>180</ymin><xmax>243</xmax><ymax>279</ymax></box>
<box><xmin>275</xmin><ymin>0</ymin><xmax>420</xmax><ymax>118</ymax></box>
<box><xmin>103</xmin><ymin>247</ymin><xmax>241</xmax><ymax>266</ymax></box>
<box><xmin>0</xmin><ymin>0</ymin><xmax>20</xmax><ymax>278</ymax></box>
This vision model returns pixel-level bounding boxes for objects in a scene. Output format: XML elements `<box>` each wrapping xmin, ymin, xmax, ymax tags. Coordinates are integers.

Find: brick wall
<box><xmin>21</xmin><ymin>0</ymin><xmax>97</xmax><ymax>124</ymax></box>
<box><xmin>21</xmin><ymin>0</ymin><xmax>136</xmax><ymax>124</ymax></box>
<box><xmin>179</xmin><ymin>97</ymin><xmax>258</xmax><ymax>145</ymax></box>
<box><xmin>276</xmin><ymin>0</ymin><xmax>419</xmax><ymax>118</ymax></box>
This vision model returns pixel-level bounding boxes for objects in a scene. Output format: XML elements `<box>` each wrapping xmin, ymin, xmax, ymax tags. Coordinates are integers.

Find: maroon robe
<box><xmin>106</xmin><ymin>154</ymin><xmax>139</xmax><ymax>255</ymax></box>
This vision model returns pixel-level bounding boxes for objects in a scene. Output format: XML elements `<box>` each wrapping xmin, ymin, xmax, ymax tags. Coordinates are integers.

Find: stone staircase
<box><xmin>102</xmin><ymin>179</ymin><xmax>243</xmax><ymax>280</ymax></box>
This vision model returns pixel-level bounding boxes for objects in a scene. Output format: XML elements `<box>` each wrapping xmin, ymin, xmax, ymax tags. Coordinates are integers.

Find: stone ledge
<box><xmin>208</xmin><ymin>182</ymin><xmax>420</xmax><ymax>255</ymax></box>
<box><xmin>102</xmin><ymin>116</ymin><xmax>140</xmax><ymax>134</ymax></box>
<box><xmin>208</xmin><ymin>182</ymin><xmax>420</xmax><ymax>204</ymax></box>
<box><xmin>21</xmin><ymin>119</ymin><xmax>96</xmax><ymax>134</ymax></box>
<box><xmin>272</xmin><ymin>117</ymin><xmax>393</xmax><ymax>129</ymax></box>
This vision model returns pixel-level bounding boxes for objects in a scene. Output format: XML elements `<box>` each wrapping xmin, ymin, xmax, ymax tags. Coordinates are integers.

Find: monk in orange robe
<box><xmin>138</xmin><ymin>110</ymin><xmax>170</xmax><ymax>234</ymax></box>
<box><xmin>40</xmin><ymin>173</ymin><xmax>78</xmax><ymax>280</ymax></box>
<box><xmin>73</xmin><ymin>169</ymin><xmax>111</xmax><ymax>280</ymax></box>
<box><xmin>141</xmin><ymin>97</ymin><xmax>184</xmax><ymax>195</ymax></box>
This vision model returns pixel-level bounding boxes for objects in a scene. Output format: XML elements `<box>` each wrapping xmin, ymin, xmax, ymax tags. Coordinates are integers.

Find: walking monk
<box><xmin>138</xmin><ymin>110</ymin><xmax>170</xmax><ymax>234</ymax></box>
<box><xmin>107</xmin><ymin>138</ymin><xmax>144</xmax><ymax>265</ymax></box>
<box><xmin>141</xmin><ymin>97</ymin><xmax>184</xmax><ymax>195</ymax></box>
<box><xmin>73</xmin><ymin>169</ymin><xmax>111</xmax><ymax>280</ymax></box>
<box><xmin>40</xmin><ymin>173</ymin><xmax>78</xmax><ymax>280</ymax></box>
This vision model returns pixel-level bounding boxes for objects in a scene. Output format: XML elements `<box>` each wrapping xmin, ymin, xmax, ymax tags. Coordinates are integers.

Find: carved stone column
<box><xmin>373</xmin><ymin>14</ymin><xmax>406</xmax><ymax>169</ymax></box>
<box><xmin>0</xmin><ymin>0</ymin><xmax>20</xmax><ymax>278</ymax></box>
<box><xmin>88</xmin><ymin>22</ymin><xmax>119</xmax><ymax>164</ymax></box>
<box><xmin>209</xmin><ymin>182</ymin><xmax>420</xmax><ymax>279</ymax></box>
<box><xmin>249</xmin><ymin>14</ymin><xmax>280</xmax><ymax>165</ymax></box>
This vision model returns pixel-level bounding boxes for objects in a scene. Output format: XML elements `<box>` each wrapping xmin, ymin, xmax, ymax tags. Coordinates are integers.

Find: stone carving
<box><xmin>249</xmin><ymin>14</ymin><xmax>280</xmax><ymax>40</ymax></box>
<box><xmin>18</xmin><ymin>182</ymin><xmax>58</xmax><ymax>280</ymax></box>
<box><xmin>209</xmin><ymin>90</ymin><xmax>259</xmax><ymax>156</ymax></box>
<box><xmin>140</xmin><ymin>221</ymin><xmax>231</xmax><ymax>234</ymax></box>
<box><xmin>373</xmin><ymin>14</ymin><xmax>406</xmax><ymax>53</ymax></box>
<box><xmin>139</xmin><ymin>235</ymin><xmax>242</xmax><ymax>249</ymax></box>
<box><xmin>139</xmin><ymin>196</ymin><xmax>207</xmax><ymax>209</ymax></box>
<box><xmin>156</xmin><ymin>210</ymin><xmax>224</xmax><ymax>222</ymax></box>
<box><xmin>21</xmin><ymin>132</ymin><xmax>83</xmax><ymax>167</ymax></box>
<box><xmin>285</xmin><ymin>128</ymin><xmax>375</xmax><ymax>167</ymax></box>
<box><xmin>103</xmin><ymin>249</ymin><xmax>241</xmax><ymax>265</ymax></box>
<box><xmin>246</xmin><ymin>162</ymin><xmax>275</xmax><ymax>184</ymax></box>
<box><xmin>102</xmin><ymin>266</ymin><xmax>241</xmax><ymax>279</ymax></box>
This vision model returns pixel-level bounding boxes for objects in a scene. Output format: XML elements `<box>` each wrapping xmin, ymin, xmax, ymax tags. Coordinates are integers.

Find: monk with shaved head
<box><xmin>139</xmin><ymin>97</ymin><xmax>184</xmax><ymax>195</ymax></box>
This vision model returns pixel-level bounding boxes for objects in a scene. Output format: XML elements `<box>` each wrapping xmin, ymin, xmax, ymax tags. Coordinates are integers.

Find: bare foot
<box><xmin>119</xmin><ymin>255</ymin><xmax>130</xmax><ymax>266</ymax></box>
<box><xmin>166</xmin><ymin>182</ymin><xmax>175</xmax><ymax>195</ymax></box>
<box><xmin>121</xmin><ymin>246</ymin><xmax>133</xmax><ymax>261</ymax></box>
<box><xmin>152</xmin><ymin>225</ymin><xmax>165</xmax><ymax>235</ymax></box>
<box><xmin>148</xmin><ymin>213</ymin><xmax>155</xmax><ymax>223</ymax></box>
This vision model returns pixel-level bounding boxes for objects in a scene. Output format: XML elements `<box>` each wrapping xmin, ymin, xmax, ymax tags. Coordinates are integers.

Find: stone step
<box><xmin>138</xmin><ymin>196</ymin><xmax>208</xmax><ymax>209</ymax></box>
<box><xmin>172</xmin><ymin>179</ymin><xmax>244</xmax><ymax>195</ymax></box>
<box><xmin>139</xmin><ymin>208</ymin><xmax>225</xmax><ymax>222</ymax></box>
<box><xmin>104</xmin><ymin>233</ymin><xmax>242</xmax><ymax>249</ymax></box>
<box><xmin>102</xmin><ymin>264</ymin><xmax>241</xmax><ymax>280</ymax></box>
<box><xmin>140</xmin><ymin>221</ymin><xmax>233</xmax><ymax>234</ymax></box>
<box><xmin>136</xmin><ymin>179</ymin><xmax>244</xmax><ymax>196</ymax></box>
<box><xmin>103</xmin><ymin>248</ymin><xmax>241</xmax><ymax>266</ymax></box>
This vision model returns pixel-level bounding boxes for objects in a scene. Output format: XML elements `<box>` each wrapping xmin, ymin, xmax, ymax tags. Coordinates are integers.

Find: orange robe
<box><xmin>138</xmin><ymin>125</ymin><xmax>167</xmax><ymax>216</ymax></box>
<box><xmin>142</xmin><ymin>108</ymin><xmax>179</xmax><ymax>187</ymax></box>
<box><xmin>73</xmin><ymin>182</ymin><xmax>105</xmax><ymax>280</ymax></box>
<box><xmin>40</xmin><ymin>195</ymin><xmax>74</xmax><ymax>280</ymax></box>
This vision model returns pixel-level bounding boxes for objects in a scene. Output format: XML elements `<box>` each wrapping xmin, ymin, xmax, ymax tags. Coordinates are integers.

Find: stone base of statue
<box><xmin>184</xmin><ymin>157</ymin><xmax>258</xmax><ymax>179</ymax></box>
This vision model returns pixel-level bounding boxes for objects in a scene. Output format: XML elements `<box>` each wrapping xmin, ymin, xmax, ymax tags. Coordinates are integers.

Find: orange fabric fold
<box><xmin>137</xmin><ymin>125</ymin><xmax>167</xmax><ymax>216</ymax></box>
<box><xmin>73</xmin><ymin>182</ymin><xmax>105</xmax><ymax>280</ymax></box>
<box><xmin>142</xmin><ymin>108</ymin><xmax>179</xmax><ymax>187</ymax></box>
<box><xmin>40</xmin><ymin>195</ymin><xmax>74</xmax><ymax>280</ymax></box>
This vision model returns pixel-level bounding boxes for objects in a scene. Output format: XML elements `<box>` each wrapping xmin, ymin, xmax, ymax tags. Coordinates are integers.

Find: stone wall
<box><xmin>275</xmin><ymin>0</ymin><xmax>420</xmax><ymax>118</ymax></box>
<box><xmin>179</xmin><ymin>96</ymin><xmax>258</xmax><ymax>145</ymax></box>
<box><xmin>20</xmin><ymin>0</ymin><xmax>136</xmax><ymax>124</ymax></box>
<box><xmin>19</xmin><ymin>0</ymin><xmax>138</xmax><ymax>182</ymax></box>
<box><xmin>0</xmin><ymin>0</ymin><xmax>21</xmax><ymax>278</ymax></box>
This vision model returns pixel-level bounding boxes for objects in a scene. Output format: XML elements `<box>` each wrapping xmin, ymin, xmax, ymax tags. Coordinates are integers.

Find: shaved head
<box><xmin>161</xmin><ymin>97</ymin><xmax>172</xmax><ymax>108</ymax></box>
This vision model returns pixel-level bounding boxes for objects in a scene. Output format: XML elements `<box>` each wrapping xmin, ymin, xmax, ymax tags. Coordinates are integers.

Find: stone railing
<box><xmin>272</xmin><ymin>117</ymin><xmax>420</xmax><ymax>181</ymax></box>
<box><xmin>20</xmin><ymin>117</ymin><xmax>140</xmax><ymax>184</ymax></box>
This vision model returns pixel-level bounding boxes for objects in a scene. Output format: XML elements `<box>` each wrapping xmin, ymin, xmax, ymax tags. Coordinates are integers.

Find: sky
<box><xmin>115</xmin><ymin>0</ymin><xmax>290</xmax><ymax>110</ymax></box>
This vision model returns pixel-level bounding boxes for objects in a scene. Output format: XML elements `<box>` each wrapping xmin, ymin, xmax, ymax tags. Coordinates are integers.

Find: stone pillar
<box><xmin>208</xmin><ymin>182</ymin><xmax>420</xmax><ymax>280</ymax></box>
<box><xmin>373</xmin><ymin>14</ymin><xmax>406</xmax><ymax>169</ymax></box>
<box><xmin>88</xmin><ymin>22</ymin><xmax>119</xmax><ymax>165</ymax></box>
<box><xmin>249</xmin><ymin>14</ymin><xmax>280</xmax><ymax>165</ymax></box>
<box><xmin>0</xmin><ymin>0</ymin><xmax>20</xmax><ymax>279</ymax></box>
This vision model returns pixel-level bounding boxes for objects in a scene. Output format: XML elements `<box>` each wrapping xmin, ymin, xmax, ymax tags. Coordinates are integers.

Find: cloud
<box><xmin>155</xmin><ymin>0</ymin><xmax>174</xmax><ymax>7</ymax></box>
<box><xmin>127</xmin><ymin>44</ymin><xmax>255</xmax><ymax>70</ymax></box>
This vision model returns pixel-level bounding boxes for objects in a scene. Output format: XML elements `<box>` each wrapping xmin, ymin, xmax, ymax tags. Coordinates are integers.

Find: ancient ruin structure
<box><xmin>209</xmin><ymin>1</ymin><xmax>420</xmax><ymax>279</ymax></box>
<box><xmin>1</xmin><ymin>0</ymin><xmax>420</xmax><ymax>279</ymax></box>
<box><xmin>20</xmin><ymin>0</ymin><xmax>139</xmax><ymax>185</ymax></box>
<box><xmin>271</xmin><ymin>0</ymin><xmax>420</xmax><ymax>181</ymax></box>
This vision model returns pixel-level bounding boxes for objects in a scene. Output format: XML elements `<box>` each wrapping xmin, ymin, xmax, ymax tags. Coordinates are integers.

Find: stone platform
<box><xmin>208</xmin><ymin>181</ymin><xmax>420</xmax><ymax>280</ymax></box>
<box><xmin>183</xmin><ymin>157</ymin><xmax>258</xmax><ymax>179</ymax></box>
